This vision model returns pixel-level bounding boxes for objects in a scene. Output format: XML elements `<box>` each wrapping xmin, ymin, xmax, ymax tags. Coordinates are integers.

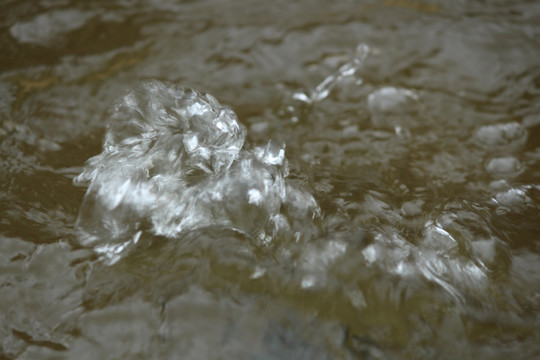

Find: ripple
<box><xmin>10</xmin><ymin>9</ymin><xmax>96</xmax><ymax>45</ymax></box>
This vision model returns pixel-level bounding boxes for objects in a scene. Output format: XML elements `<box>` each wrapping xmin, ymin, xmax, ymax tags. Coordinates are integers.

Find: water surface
<box><xmin>1</xmin><ymin>0</ymin><xmax>540</xmax><ymax>359</ymax></box>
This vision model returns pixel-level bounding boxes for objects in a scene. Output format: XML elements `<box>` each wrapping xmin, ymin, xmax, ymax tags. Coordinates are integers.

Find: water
<box><xmin>1</xmin><ymin>0</ymin><xmax>540</xmax><ymax>359</ymax></box>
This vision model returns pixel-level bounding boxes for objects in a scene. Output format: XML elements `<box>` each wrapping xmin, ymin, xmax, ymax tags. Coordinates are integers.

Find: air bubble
<box><xmin>485</xmin><ymin>156</ymin><xmax>522</xmax><ymax>179</ymax></box>
<box><xmin>474</xmin><ymin>122</ymin><xmax>528</xmax><ymax>152</ymax></box>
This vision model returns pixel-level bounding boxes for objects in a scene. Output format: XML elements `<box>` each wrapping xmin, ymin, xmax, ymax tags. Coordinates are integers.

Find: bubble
<box><xmin>367</xmin><ymin>87</ymin><xmax>419</xmax><ymax>115</ymax></box>
<box><xmin>367</xmin><ymin>87</ymin><xmax>419</xmax><ymax>129</ymax></box>
<box><xmin>494</xmin><ymin>187</ymin><xmax>532</xmax><ymax>209</ymax></box>
<box><xmin>485</xmin><ymin>156</ymin><xmax>522</xmax><ymax>179</ymax></box>
<box><xmin>474</xmin><ymin>122</ymin><xmax>528</xmax><ymax>152</ymax></box>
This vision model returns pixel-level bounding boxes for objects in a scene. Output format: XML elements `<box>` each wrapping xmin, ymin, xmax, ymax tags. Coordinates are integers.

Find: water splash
<box><xmin>292</xmin><ymin>44</ymin><xmax>371</xmax><ymax>105</ymax></box>
<box><xmin>74</xmin><ymin>80</ymin><xmax>320</xmax><ymax>263</ymax></box>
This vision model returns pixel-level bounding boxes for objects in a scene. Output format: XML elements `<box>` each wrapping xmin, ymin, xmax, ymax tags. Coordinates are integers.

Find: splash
<box><xmin>74</xmin><ymin>80</ymin><xmax>319</xmax><ymax>263</ymax></box>
<box><xmin>292</xmin><ymin>43</ymin><xmax>371</xmax><ymax>105</ymax></box>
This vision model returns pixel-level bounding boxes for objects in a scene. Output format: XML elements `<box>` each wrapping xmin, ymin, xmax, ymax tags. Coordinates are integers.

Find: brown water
<box><xmin>1</xmin><ymin>1</ymin><xmax>540</xmax><ymax>359</ymax></box>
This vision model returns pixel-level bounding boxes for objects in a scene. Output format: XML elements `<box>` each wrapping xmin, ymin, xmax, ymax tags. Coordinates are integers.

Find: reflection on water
<box><xmin>1</xmin><ymin>0</ymin><xmax>540</xmax><ymax>359</ymax></box>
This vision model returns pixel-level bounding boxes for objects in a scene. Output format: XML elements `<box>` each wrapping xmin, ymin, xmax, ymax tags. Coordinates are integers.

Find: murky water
<box><xmin>1</xmin><ymin>0</ymin><xmax>540</xmax><ymax>359</ymax></box>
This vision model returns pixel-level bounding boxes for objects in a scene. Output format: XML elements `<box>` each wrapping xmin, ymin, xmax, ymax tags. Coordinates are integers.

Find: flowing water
<box><xmin>1</xmin><ymin>0</ymin><xmax>540</xmax><ymax>359</ymax></box>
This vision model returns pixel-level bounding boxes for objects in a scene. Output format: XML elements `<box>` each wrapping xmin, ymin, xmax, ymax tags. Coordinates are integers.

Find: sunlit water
<box><xmin>1</xmin><ymin>1</ymin><xmax>540</xmax><ymax>359</ymax></box>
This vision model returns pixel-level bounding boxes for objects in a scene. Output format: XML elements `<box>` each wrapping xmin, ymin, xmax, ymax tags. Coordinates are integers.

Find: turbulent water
<box><xmin>1</xmin><ymin>1</ymin><xmax>540</xmax><ymax>359</ymax></box>
<box><xmin>74</xmin><ymin>80</ymin><xmax>320</xmax><ymax>263</ymax></box>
